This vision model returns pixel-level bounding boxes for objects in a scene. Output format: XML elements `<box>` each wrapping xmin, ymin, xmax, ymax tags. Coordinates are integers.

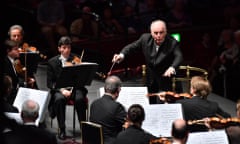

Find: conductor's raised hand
<box><xmin>112</xmin><ymin>54</ymin><xmax>124</xmax><ymax>63</ymax></box>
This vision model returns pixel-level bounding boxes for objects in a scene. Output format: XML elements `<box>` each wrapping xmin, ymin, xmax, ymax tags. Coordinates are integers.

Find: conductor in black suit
<box><xmin>112</xmin><ymin>19</ymin><xmax>183</xmax><ymax>103</ymax></box>
<box><xmin>89</xmin><ymin>75</ymin><xmax>126</xmax><ymax>144</ymax></box>
<box><xmin>47</xmin><ymin>36</ymin><xmax>88</xmax><ymax>140</ymax></box>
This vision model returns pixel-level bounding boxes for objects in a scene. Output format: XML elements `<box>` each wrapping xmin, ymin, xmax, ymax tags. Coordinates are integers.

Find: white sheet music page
<box><xmin>99</xmin><ymin>87</ymin><xmax>149</xmax><ymax>109</ymax></box>
<box><xmin>142</xmin><ymin>104</ymin><xmax>183</xmax><ymax>137</ymax></box>
<box><xmin>13</xmin><ymin>87</ymin><xmax>49</xmax><ymax>126</ymax></box>
<box><xmin>186</xmin><ymin>130</ymin><xmax>229</xmax><ymax>144</ymax></box>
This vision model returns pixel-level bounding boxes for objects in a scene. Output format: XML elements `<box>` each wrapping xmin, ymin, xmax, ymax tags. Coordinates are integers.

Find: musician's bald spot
<box><xmin>174</xmin><ymin>119</ymin><xmax>186</xmax><ymax>129</ymax></box>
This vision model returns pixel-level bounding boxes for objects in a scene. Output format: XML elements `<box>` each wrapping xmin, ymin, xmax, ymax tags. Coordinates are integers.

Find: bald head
<box><xmin>104</xmin><ymin>75</ymin><xmax>122</xmax><ymax>93</ymax></box>
<box><xmin>172</xmin><ymin>119</ymin><xmax>188</xmax><ymax>140</ymax></box>
<box><xmin>21</xmin><ymin>99</ymin><xmax>40</xmax><ymax>123</ymax></box>
<box><xmin>150</xmin><ymin>20</ymin><xmax>167</xmax><ymax>45</ymax></box>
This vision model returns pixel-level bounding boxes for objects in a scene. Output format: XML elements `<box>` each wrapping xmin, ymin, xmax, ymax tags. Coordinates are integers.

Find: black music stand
<box><xmin>55</xmin><ymin>62</ymin><xmax>98</xmax><ymax>143</ymax></box>
<box><xmin>19</xmin><ymin>52</ymin><xmax>40</xmax><ymax>76</ymax></box>
<box><xmin>55</xmin><ymin>62</ymin><xmax>98</xmax><ymax>89</ymax></box>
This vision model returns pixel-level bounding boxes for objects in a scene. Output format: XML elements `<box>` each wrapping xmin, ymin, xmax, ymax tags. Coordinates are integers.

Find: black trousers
<box><xmin>52</xmin><ymin>88</ymin><xmax>87</xmax><ymax>130</ymax></box>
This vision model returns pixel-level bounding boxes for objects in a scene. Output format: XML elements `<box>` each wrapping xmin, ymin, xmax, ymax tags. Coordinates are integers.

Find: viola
<box><xmin>147</xmin><ymin>91</ymin><xmax>192</xmax><ymax>102</ymax></box>
<box><xmin>149</xmin><ymin>137</ymin><xmax>172</xmax><ymax>144</ymax></box>
<box><xmin>64</xmin><ymin>55</ymin><xmax>82</xmax><ymax>66</ymax></box>
<box><xmin>14</xmin><ymin>59</ymin><xmax>35</xmax><ymax>88</ymax></box>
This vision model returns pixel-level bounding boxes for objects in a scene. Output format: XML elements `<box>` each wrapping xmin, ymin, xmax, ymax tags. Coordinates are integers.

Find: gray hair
<box><xmin>8</xmin><ymin>24</ymin><xmax>24</xmax><ymax>35</ymax></box>
<box><xmin>150</xmin><ymin>20</ymin><xmax>167</xmax><ymax>32</ymax></box>
<box><xmin>21</xmin><ymin>99</ymin><xmax>40</xmax><ymax>120</ymax></box>
<box><xmin>104</xmin><ymin>75</ymin><xmax>122</xmax><ymax>94</ymax></box>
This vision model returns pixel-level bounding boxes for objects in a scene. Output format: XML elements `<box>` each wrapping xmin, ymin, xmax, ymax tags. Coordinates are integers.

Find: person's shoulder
<box><xmin>48</xmin><ymin>55</ymin><xmax>59</xmax><ymax>63</ymax></box>
<box><xmin>140</xmin><ymin>33</ymin><xmax>151</xmax><ymax>38</ymax></box>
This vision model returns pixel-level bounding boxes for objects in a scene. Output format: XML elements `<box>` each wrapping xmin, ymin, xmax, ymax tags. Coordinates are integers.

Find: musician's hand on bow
<box><xmin>158</xmin><ymin>91</ymin><xmax>167</xmax><ymax>102</ymax></box>
<box><xmin>112</xmin><ymin>54</ymin><xmax>124</xmax><ymax>63</ymax></box>
<box><xmin>163</xmin><ymin>66</ymin><xmax>176</xmax><ymax>77</ymax></box>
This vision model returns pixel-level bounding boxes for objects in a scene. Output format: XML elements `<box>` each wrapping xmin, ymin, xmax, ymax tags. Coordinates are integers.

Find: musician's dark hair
<box><xmin>5</xmin><ymin>39</ymin><xmax>18</xmax><ymax>51</ymax></box>
<box><xmin>58</xmin><ymin>36</ymin><xmax>72</xmax><ymax>47</ymax></box>
<box><xmin>172</xmin><ymin>119</ymin><xmax>188</xmax><ymax>139</ymax></box>
<box><xmin>104</xmin><ymin>75</ymin><xmax>121</xmax><ymax>94</ymax></box>
<box><xmin>128</xmin><ymin>104</ymin><xmax>145</xmax><ymax>123</ymax></box>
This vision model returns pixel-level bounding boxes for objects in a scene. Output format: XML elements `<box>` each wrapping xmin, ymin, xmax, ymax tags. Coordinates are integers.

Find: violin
<box><xmin>149</xmin><ymin>137</ymin><xmax>172</xmax><ymax>144</ymax></box>
<box><xmin>147</xmin><ymin>91</ymin><xmax>192</xmax><ymax>102</ymax></box>
<box><xmin>19</xmin><ymin>42</ymin><xmax>47</xmax><ymax>59</ymax></box>
<box><xmin>64</xmin><ymin>55</ymin><xmax>82</xmax><ymax>66</ymax></box>
<box><xmin>14</xmin><ymin>59</ymin><xmax>35</xmax><ymax>88</ymax></box>
<box><xmin>188</xmin><ymin>117</ymin><xmax>240</xmax><ymax>129</ymax></box>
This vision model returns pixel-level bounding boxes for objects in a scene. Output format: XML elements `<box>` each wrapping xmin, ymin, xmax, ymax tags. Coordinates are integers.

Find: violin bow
<box><xmin>80</xmin><ymin>49</ymin><xmax>84</xmax><ymax>62</ymax></box>
<box><xmin>108</xmin><ymin>62</ymin><xmax>116</xmax><ymax>75</ymax></box>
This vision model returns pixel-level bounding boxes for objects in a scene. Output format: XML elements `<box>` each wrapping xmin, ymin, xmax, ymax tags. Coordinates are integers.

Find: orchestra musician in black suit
<box><xmin>3</xmin><ymin>39</ymin><xmax>22</xmax><ymax>104</ymax></box>
<box><xmin>2</xmin><ymin>99</ymin><xmax>57</xmax><ymax>144</ymax></box>
<box><xmin>115</xmin><ymin>104</ymin><xmax>156</xmax><ymax>144</ymax></box>
<box><xmin>175</xmin><ymin>76</ymin><xmax>231</xmax><ymax>132</ymax></box>
<box><xmin>47</xmin><ymin>36</ymin><xmax>88</xmax><ymax>140</ymax></box>
<box><xmin>112</xmin><ymin>19</ymin><xmax>183</xmax><ymax>103</ymax></box>
<box><xmin>90</xmin><ymin>75</ymin><xmax>126</xmax><ymax>144</ymax></box>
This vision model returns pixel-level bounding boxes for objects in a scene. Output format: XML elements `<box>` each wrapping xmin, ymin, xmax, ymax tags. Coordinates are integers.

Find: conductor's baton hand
<box><xmin>112</xmin><ymin>54</ymin><xmax>123</xmax><ymax>63</ymax></box>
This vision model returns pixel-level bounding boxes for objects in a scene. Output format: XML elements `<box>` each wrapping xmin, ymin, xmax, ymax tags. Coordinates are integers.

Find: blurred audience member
<box><xmin>192</xmin><ymin>32</ymin><xmax>216</xmax><ymax>71</ymax></box>
<box><xmin>70</xmin><ymin>5</ymin><xmax>99</xmax><ymax>41</ymax></box>
<box><xmin>119</xmin><ymin>5</ymin><xmax>142</xmax><ymax>34</ymax></box>
<box><xmin>37</xmin><ymin>0</ymin><xmax>68</xmax><ymax>57</ymax></box>
<box><xmin>211</xmin><ymin>29</ymin><xmax>239</xmax><ymax>100</ymax></box>
<box><xmin>99</xmin><ymin>6</ymin><xmax>124</xmax><ymax>38</ymax></box>
<box><xmin>165</xmin><ymin>0</ymin><xmax>192</xmax><ymax>29</ymax></box>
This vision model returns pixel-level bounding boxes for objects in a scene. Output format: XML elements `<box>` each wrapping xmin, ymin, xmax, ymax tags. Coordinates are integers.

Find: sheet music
<box><xmin>142</xmin><ymin>104</ymin><xmax>183</xmax><ymax>137</ymax></box>
<box><xmin>187</xmin><ymin>130</ymin><xmax>229</xmax><ymax>144</ymax></box>
<box><xmin>99</xmin><ymin>87</ymin><xmax>149</xmax><ymax>109</ymax></box>
<box><xmin>4</xmin><ymin>112</ymin><xmax>23</xmax><ymax>124</ymax></box>
<box><xmin>13</xmin><ymin>87</ymin><xmax>49</xmax><ymax>126</ymax></box>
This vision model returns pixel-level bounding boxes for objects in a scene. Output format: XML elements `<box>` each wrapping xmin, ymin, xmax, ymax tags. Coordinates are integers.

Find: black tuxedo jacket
<box><xmin>121</xmin><ymin>33</ymin><xmax>183</xmax><ymax>92</ymax></box>
<box><xmin>3</xmin><ymin>124</ymin><xmax>57</xmax><ymax>144</ymax></box>
<box><xmin>90</xmin><ymin>95</ymin><xmax>126</xmax><ymax>144</ymax></box>
<box><xmin>4</xmin><ymin>57</ymin><xmax>19</xmax><ymax>91</ymax></box>
<box><xmin>115</xmin><ymin>125</ymin><xmax>156</xmax><ymax>144</ymax></box>
<box><xmin>176</xmin><ymin>96</ymin><xmax>231</xmax><ymax>132</ymax></box>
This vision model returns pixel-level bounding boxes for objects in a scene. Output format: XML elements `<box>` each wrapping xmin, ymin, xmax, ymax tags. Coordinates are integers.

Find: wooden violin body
<box><xmin>188</xmin><ymin>117</ymin><xmax>240</xmax><ymax>129</ymax></box>
<box><xmin>147</xmin><ymin>91</ymin><xmax>192</xmax><ymax>103</ymax></box>
<box><xmin>19</xmin><ymin>42</ymin><xmax>47</xmax><ymax>59</ymax></box>
<box><xmin>149</xmin><ymin>137</ymin><xmax>172</xmax><ymax>144</ymax></box>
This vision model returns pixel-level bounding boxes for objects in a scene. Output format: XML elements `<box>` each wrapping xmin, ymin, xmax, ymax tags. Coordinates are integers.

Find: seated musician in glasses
<box><xmin>115</xmin><ymin>104</ymin><xmax>156</xmax><ymax>144</ymax></box>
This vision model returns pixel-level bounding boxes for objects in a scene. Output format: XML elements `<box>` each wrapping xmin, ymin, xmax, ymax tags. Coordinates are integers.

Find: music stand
<box><xmin>19</xmin><ymin>52</ymin><xmax>40</xmax><ymax>76</ymax></box>
<box><xmin>55</xmin><ymin>62</ymin><xmax>98</xmax><ymax>89</ymax></box>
